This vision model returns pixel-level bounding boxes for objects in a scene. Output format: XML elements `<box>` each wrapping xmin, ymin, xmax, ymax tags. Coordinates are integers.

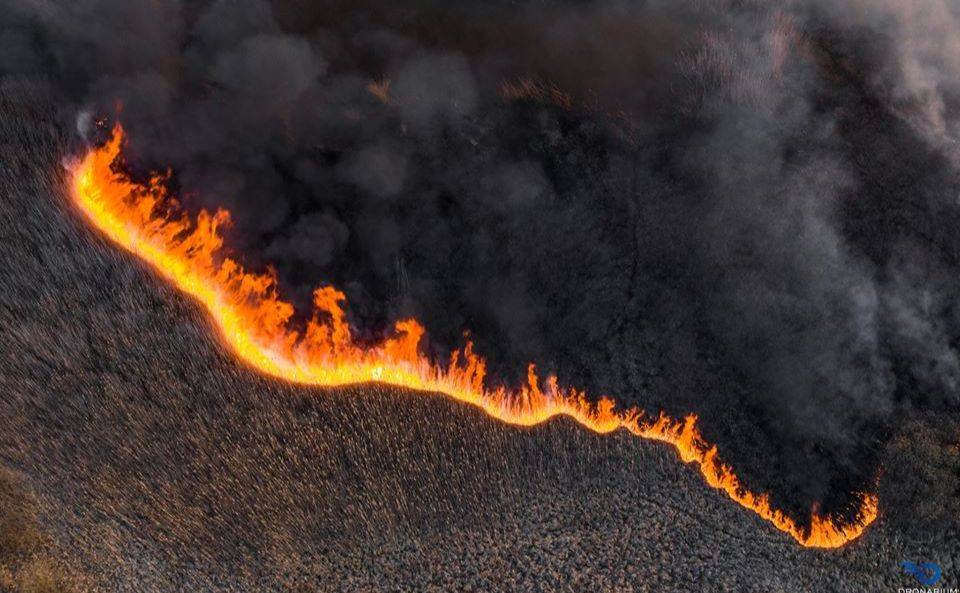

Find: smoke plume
<box><xmin>5</xmin><ymin>0</ymin><xmax>960</xmax><ymax>517</ymax></box>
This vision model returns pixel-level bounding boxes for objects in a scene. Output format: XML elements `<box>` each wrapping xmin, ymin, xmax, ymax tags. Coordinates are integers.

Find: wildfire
<box><xmin>69</xmin><ymin>125</ymin><xmax>878</xmax><ymax>548</ymax></box>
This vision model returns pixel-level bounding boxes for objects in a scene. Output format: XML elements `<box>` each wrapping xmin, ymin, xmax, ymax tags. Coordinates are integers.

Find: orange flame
<box><xmin>500</xmin><ymin>77</ymin><xmax>574</xmax><ymax>110</ymax></box>
<box><xmin>69</xmin><ymin>125</ymin><xmax>878</xmax><ymax>548</ymax></box>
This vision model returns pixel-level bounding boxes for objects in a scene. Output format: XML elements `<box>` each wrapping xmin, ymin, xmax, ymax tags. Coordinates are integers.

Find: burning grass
<box><xmin>67</xmin><ymin>123</ymin><xmax>878</xmax><ymax>548</ymax></box>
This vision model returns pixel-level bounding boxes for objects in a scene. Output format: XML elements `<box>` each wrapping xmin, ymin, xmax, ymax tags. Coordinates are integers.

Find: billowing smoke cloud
<box><xmin>5</xmin><ymin>0</ymin><xmax>960</xmax><ymax>516</ymax></box>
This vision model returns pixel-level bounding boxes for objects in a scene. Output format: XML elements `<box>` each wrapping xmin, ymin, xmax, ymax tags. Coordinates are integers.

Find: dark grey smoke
<box><xmin>5</xmin><ymin>0</ymin><xmax>960</xmax><ymax>519</ymax></box>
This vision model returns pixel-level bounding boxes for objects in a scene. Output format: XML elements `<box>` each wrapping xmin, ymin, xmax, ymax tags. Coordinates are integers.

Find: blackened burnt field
<box><xmin>3</xmin><ymin>0</ymin><xmax>960</xmax><ymax>591</ymax></box>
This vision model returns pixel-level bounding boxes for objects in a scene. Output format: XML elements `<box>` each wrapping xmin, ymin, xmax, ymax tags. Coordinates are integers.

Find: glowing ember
<box><xmin>69</xmin><ymin>124</ymin><xmax>878</xmax><ymax>548</ymax></box>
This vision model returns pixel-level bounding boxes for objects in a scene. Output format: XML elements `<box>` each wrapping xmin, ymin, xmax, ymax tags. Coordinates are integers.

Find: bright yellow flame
<box><xmin>70</xmin><ymin>125</ymin><xmax>878</xmax><ymax>548</ymax></box>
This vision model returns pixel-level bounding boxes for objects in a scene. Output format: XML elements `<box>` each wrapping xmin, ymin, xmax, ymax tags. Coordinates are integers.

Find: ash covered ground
<box><xmin>2</xmin><ymin>0</ymin><xmax>960</xmax><ymax>591</ymax></box>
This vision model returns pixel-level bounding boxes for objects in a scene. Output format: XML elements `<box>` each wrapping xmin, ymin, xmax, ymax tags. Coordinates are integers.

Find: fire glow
<box><xmin>70</xmin><ymin>125</ymin><xmax>878</xmax><ymax>548</ymax></box>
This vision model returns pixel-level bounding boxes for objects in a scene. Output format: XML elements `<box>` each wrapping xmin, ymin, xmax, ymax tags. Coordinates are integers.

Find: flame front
<box><xmin>69</xmin><ymin>125</ymin><xmax>878</xmax><ymax>548</ymax></box>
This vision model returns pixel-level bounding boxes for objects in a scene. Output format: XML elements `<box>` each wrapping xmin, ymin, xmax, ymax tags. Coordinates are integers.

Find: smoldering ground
<box><xmin>4</xmin><ymin>0</ymin><xmax>960</xmax><ymax>523</ymax></box>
